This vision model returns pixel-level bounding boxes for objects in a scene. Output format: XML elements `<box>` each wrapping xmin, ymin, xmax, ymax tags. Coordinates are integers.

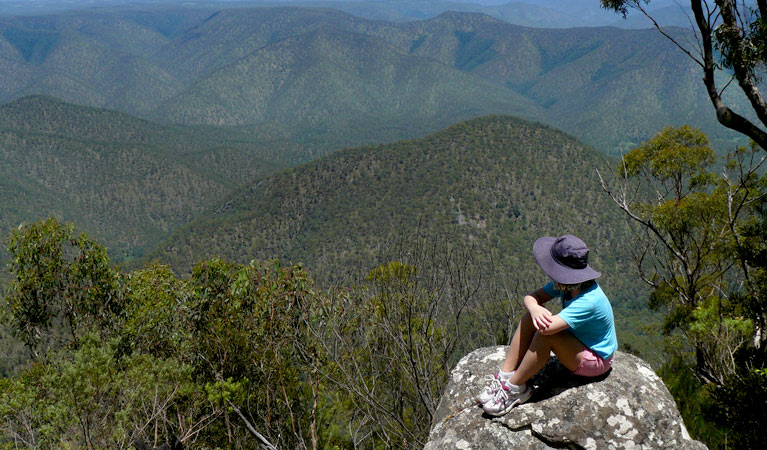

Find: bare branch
<box><xmin>718</xmin><ymin>73</ymin><xmax>737</xmax><ymax>96</ymax></box>
<box><xmin>226</xmin><ymin>400</ymin><xmax>278</xmax><ymax>450</ymax></box>
<box><xmin>634</xmin><ymin>1</ymin><xmax>704</xmax><ymax>67</ymax></box>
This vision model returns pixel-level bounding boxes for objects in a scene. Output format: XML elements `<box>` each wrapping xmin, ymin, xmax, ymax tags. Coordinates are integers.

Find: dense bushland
<box><xmin>0</xmin><ymin>218</ymin><xmax>516</xmax><ymax>449</ymax></box>
<box><xmin>2</xmin><ymin>125</ymin><xmax>765</xmax><ymax>449</ymax></box>
<box><xmin>600</xmin><ymin>125</ymin><xmax>767</xmax><ymax>448</ymax></box>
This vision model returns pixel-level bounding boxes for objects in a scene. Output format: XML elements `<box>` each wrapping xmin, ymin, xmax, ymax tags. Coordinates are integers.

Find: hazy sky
<box><xmin>0</xmin><ymin>0</ymin><xmax>625</xmax><ymax>8</ymax></box>
<box><xmin>0</xmin><ymin>0</ymin><xmax>679</xmax><ymax>27</ymax></box>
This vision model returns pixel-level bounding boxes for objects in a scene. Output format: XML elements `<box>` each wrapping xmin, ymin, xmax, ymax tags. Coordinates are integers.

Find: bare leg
<box><xmin>500</xmin><ymin>312</ymin><xmax>537</xmax><ymax>373</ymax></box>
<box><xmin>507</xmin><ymin>330</ymin><xmax>585</xmax><ymax>386</ymax></box>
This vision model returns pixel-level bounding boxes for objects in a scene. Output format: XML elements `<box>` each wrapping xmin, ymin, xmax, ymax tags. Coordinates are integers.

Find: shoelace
<box><xmin>482</xmin><ymin>375</ymin><xmax>503</xmax><ymax>396</ymax></box>
<box><xmin>491</xmin><ymin>383</ymin><xmax>510</xmax><ymax>404</ymax></box>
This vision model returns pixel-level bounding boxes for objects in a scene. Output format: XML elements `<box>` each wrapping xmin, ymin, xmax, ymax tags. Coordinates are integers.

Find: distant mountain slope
<box><xmin>153</xmin><ymin>8</ymin><xmax>746</xmax><ymax>153</ymax></box>
<box><xmin>390</xmin><ymin>12</ymin><xmax>747</xmax><ymax>153</ymax></box>
<box><xmin>0</xmin><ymin>0</ymin><xmax>693</xmax><ymax>29</ymax></box>
<box><xmin>304</xmin><ymin>0</ymin><xmax>615</xmax><ymax>27</ymax></box>
<box><xmin>0</xmin><ymin>96</ymin><xmax>285</xmax><ymax>260</ymax></box>
<box><xmin>304</xmin><ymin>0</ymin><xmax>693</xmax><ymax>29</ymax></box>
<box><xmin>0</xmin><ymin>7</ymin><xmax>749</xmax><ymax>155</ymax></box>
<box><xmin>0</xmin><ymin>13</ymin><xmax>184</xmax><ymax>113</ymax></box>
<box><xmin>157</xmin><ymin>24</ymin><xmax>543</xmax><ymax>130</ymax></box>
<box><xmin>153</xmin><ymin>7</ymin><xmax>368</xmax><ymax>82</ymax></box>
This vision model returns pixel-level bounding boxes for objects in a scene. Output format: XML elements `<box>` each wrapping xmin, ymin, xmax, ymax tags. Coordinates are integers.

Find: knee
<box><xmin>531</xmin><ymin>330</ymin><xmax>553</xmax><ymax>345</ymax></box>
<box><xmin>521</xmin><ymin>311</ymin><xmax>533</xmax><ymax>325</ymax></box>
<box><xmin>519</xmin><ymin>312</ymin><xmax>536</xmax><ymax>331</ymax></box>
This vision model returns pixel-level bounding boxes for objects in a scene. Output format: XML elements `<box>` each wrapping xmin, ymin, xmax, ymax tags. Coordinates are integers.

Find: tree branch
<box><xmin>718</xmin><ymin>0</ymin><xmax>767</xmax><ymax>128</ymax></box>
<box><xmin>226</xmin><ymin>400</ymin><xmax>278</xmax><ymax>450</ymax></box>
<box><xmin>691</xmin><ymin>0</ymin><xmax>767</xmax><ymax>148</ymax></box>
<box><xmin>636</xmin><ymin>1</ymin><xmax>704</xmax><ymax>66</ymax></box>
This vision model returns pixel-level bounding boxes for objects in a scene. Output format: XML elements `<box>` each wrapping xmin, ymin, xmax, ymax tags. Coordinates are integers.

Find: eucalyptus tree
<box><xmin>599</xmin><ymin>126</ymin><xmax>764</xmax><ymax>381</ymax></box>
<box><xmin>594</xmin><ymin>2</ymin><xmax>767</xmax><ymax>438</ymax></box>
<box><xmin>3</xmin><ymin>219</ymin><xmax>123</xmax><ymax>357</ymax></box>
<box><xmin>602</xmin><ymin>1</ymin><xmax>767</xmax><ymax>148</ymax></box>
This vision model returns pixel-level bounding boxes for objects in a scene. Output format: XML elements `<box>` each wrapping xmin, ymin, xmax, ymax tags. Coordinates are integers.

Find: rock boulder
<box><xmin>425</xmin><ymin>346</ymin><xmax>707</xmax><ymax>449</ymax></box>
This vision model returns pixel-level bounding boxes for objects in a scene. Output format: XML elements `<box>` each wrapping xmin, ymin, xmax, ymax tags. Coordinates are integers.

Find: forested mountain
<box><xmin>0</xmin><ymin>95</ymin><xmax>294</xmax><ymax>260</ymax></box>
<box><xmin>0</xmin><ymin>9</ymin><xmax>204</xmax><ymax>113</ymax></box>
<box><xmin>0</xmin><ymin>0</ymin><xmax>694</xmax><ymax>29</ymax></box>
<box><xmin>156</xmin><ymin>22</ymin><xmax>542</xmax><ymax>131</ymax></box>
<box><xmin>272</xmin><ymin>0</ymin><xmax>692</xmax><ymax>29</ymax></box>
<box><xmin>374</xmin><ymin>11</ymin><xmax>740</xmax><ymax>153</ymax></box>
<box><xmin>148</xmin><ymin>114</ymin><xmax>627</xmax><ymax>287</ymax></box>
<box><xmin>146</xmin><ymin>115</ymin><xmax>658</xmax><ymax>356</ymax></box>
<box><xmin>0</xmin><ymin>7</ymin><xmax>749</xmax><ymax>155</ymax></box>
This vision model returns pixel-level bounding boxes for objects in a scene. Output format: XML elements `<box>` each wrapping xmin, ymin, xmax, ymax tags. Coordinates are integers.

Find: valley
<box><xmin>0</xmin><ymin>6</ymin><xmax>750</xmax><ymax>157</ymax></box>
<box><xmin>1</xmin><ymin>3</ymin><xmax>760</xmax><ymax>447</ymax></box>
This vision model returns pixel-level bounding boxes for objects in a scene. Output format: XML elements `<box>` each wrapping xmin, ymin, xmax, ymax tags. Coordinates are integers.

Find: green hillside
<box><xmin>0</xmin><ymin>12</ymin><xmax>182</xmax><ymax>113</ymax></box>
<box><xmin>387</xmin><ymin>12</ymin><xmax>748</xmax><ymax>153</ymax></box>
<box><xmin>146</xmin><ymin>115</ymin><xmax>658</xmax><ymax>358</ymax></box>
<box><xmin>153</xmin><ymin>7</ymin><xmax>369</xmax><ymax>82</ymax></box>
<box><xmin>157</xmin><ymin>23</ymin><xmax>543</xmax><ymax>130</ymax></box>
<box><xmin>149</xmin><ymin>115</ymin><xmax>629</xmax><ymax>284</ymax></box>
<box><xmin>0</xmin><ymin>0</ymin><xmax>690</xmax><ymax>29</ymax></box>
<box><xmin>156</xmin><ymin>8</ymin><xmax>748</xmax><ymax>153</ymax></box>
<box><xmin>295</xmin><ymin>0</ymin><xmax>690</xmax><ymax>28</ymax></box>
<box><xmin>0</xmin><ymin>96</ymin><xmax>291</xmax><ymax>261</ymax></box>
<box><xmin>0</xmin><ymin>7</ymin><xmax>749</xmax><ymax>156</ymax></box>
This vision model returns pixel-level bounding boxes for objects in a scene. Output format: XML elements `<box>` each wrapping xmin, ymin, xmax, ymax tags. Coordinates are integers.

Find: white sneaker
<box><xmin>476</xmin><ymin>373</ymin><xmax>503</xmax><ymax>405</ymax></box>
<box><xmin>482</xmin><ymin>381</ymin><xmax>533</xmax><ymax>416</ymax></box>
<box><xmin>476</xmin><ymin>371</ymin><xmax>516</xmax><ymax>405</ymax></box>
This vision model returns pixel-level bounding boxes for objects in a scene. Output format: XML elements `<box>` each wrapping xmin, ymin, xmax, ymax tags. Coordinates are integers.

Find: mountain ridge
<box><xmin>0</xmin><ymin>95</ymin><xmax>292</xmax><ymax>261</ymax></box>
<box><xmin>146</xmin><ymin>114</ymin><xmax>631</xmax><ymax>289</ymax></box>
<box><xmin>0</xmin><ymin>7</ymin><xmax>750</xmax><ymax>155</ymax></box>
<box><xmin>143</xmin><ymin>113</ymin><xmax>658</xmax><ymax>357</ymax></box>
<box><xmin>154</xmin><ymin>21</ymin><xmax>543</xmax><ymax>129</ymax></box>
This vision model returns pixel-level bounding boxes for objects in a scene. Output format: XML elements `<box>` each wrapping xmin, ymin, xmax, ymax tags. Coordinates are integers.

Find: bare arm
<box><xmin>524</xmin><ymin>287</ymin><xmax>571</xmax><ymax>335</ymax></box>
<box><xmin>539</xmin><ymin>316</ymin><xmax>570</xmax><ymax>335</ymax></box>
<box><xmin>524</xmin><ymin>287</ymin><xmax>553</xmax><ymax>332</ymax></box>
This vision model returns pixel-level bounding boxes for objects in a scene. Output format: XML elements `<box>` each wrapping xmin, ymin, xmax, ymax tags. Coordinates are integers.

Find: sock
<box><xmin>498</xmin><ymin>369</ymin><xmax>515</xmax><ymax>381</ymax></box>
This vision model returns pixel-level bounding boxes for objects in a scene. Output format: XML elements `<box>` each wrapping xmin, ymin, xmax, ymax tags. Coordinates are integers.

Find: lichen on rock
<box><xmin>425</xmin><ymin>346</ymin><xmax>708</xmax><ymax>450</ymax></box>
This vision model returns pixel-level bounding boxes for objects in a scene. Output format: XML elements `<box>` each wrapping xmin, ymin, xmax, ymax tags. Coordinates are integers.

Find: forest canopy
<box><xmin>599</xmin><ymin>1</ymin><xmax>767</xmax><ymax>446</ymax></box>
<box><xmin>0</xmin><ymin>218</ymin><xmax>513</xmax><ymax>449</ymax></box>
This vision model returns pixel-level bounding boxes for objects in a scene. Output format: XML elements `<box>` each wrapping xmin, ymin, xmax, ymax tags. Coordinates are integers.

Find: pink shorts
<box><xmin>573</xmin><ymin>347</ymin><xmax>613</xmax><ymax>377</ymax></box>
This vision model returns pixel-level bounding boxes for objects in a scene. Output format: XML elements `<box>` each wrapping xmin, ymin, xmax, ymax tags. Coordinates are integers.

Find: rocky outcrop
<box><xmin>425</xmin><ymin>347</ymin><xmax>708</xmax><ymax>449</ymax></box>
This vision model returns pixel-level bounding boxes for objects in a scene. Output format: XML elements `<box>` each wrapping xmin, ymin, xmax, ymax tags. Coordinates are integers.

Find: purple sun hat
<box><xmin>533</xmin><ymin>234</ymin><xmax>601</xmax><ymax>284</ymax></box>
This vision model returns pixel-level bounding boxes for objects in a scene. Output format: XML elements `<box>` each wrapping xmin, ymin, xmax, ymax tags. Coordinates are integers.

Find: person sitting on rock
<box><xmin>477</xmin><ymin>234</ymin><xmax>618</xmax><ymax>416</ymax></box>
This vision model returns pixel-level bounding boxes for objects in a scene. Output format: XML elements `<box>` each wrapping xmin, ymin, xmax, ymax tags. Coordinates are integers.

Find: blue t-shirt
<box><xmin>543</xmin><ymin>281</ymin><xmax>617</xmax><ymax>360</ymax></box>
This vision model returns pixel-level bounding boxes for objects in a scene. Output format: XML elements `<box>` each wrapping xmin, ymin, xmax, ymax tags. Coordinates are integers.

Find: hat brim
<box><xmin>533</xmin><ymin>237</ymin><xmax>601</xmax><ymax>284</ymax></box>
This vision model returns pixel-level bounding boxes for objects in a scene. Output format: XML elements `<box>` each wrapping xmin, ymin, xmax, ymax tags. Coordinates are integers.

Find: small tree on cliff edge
<box><xmin>599</xmin><ymin>126</ymin><xmax>764</xmax><ymax>382</ymax></box>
